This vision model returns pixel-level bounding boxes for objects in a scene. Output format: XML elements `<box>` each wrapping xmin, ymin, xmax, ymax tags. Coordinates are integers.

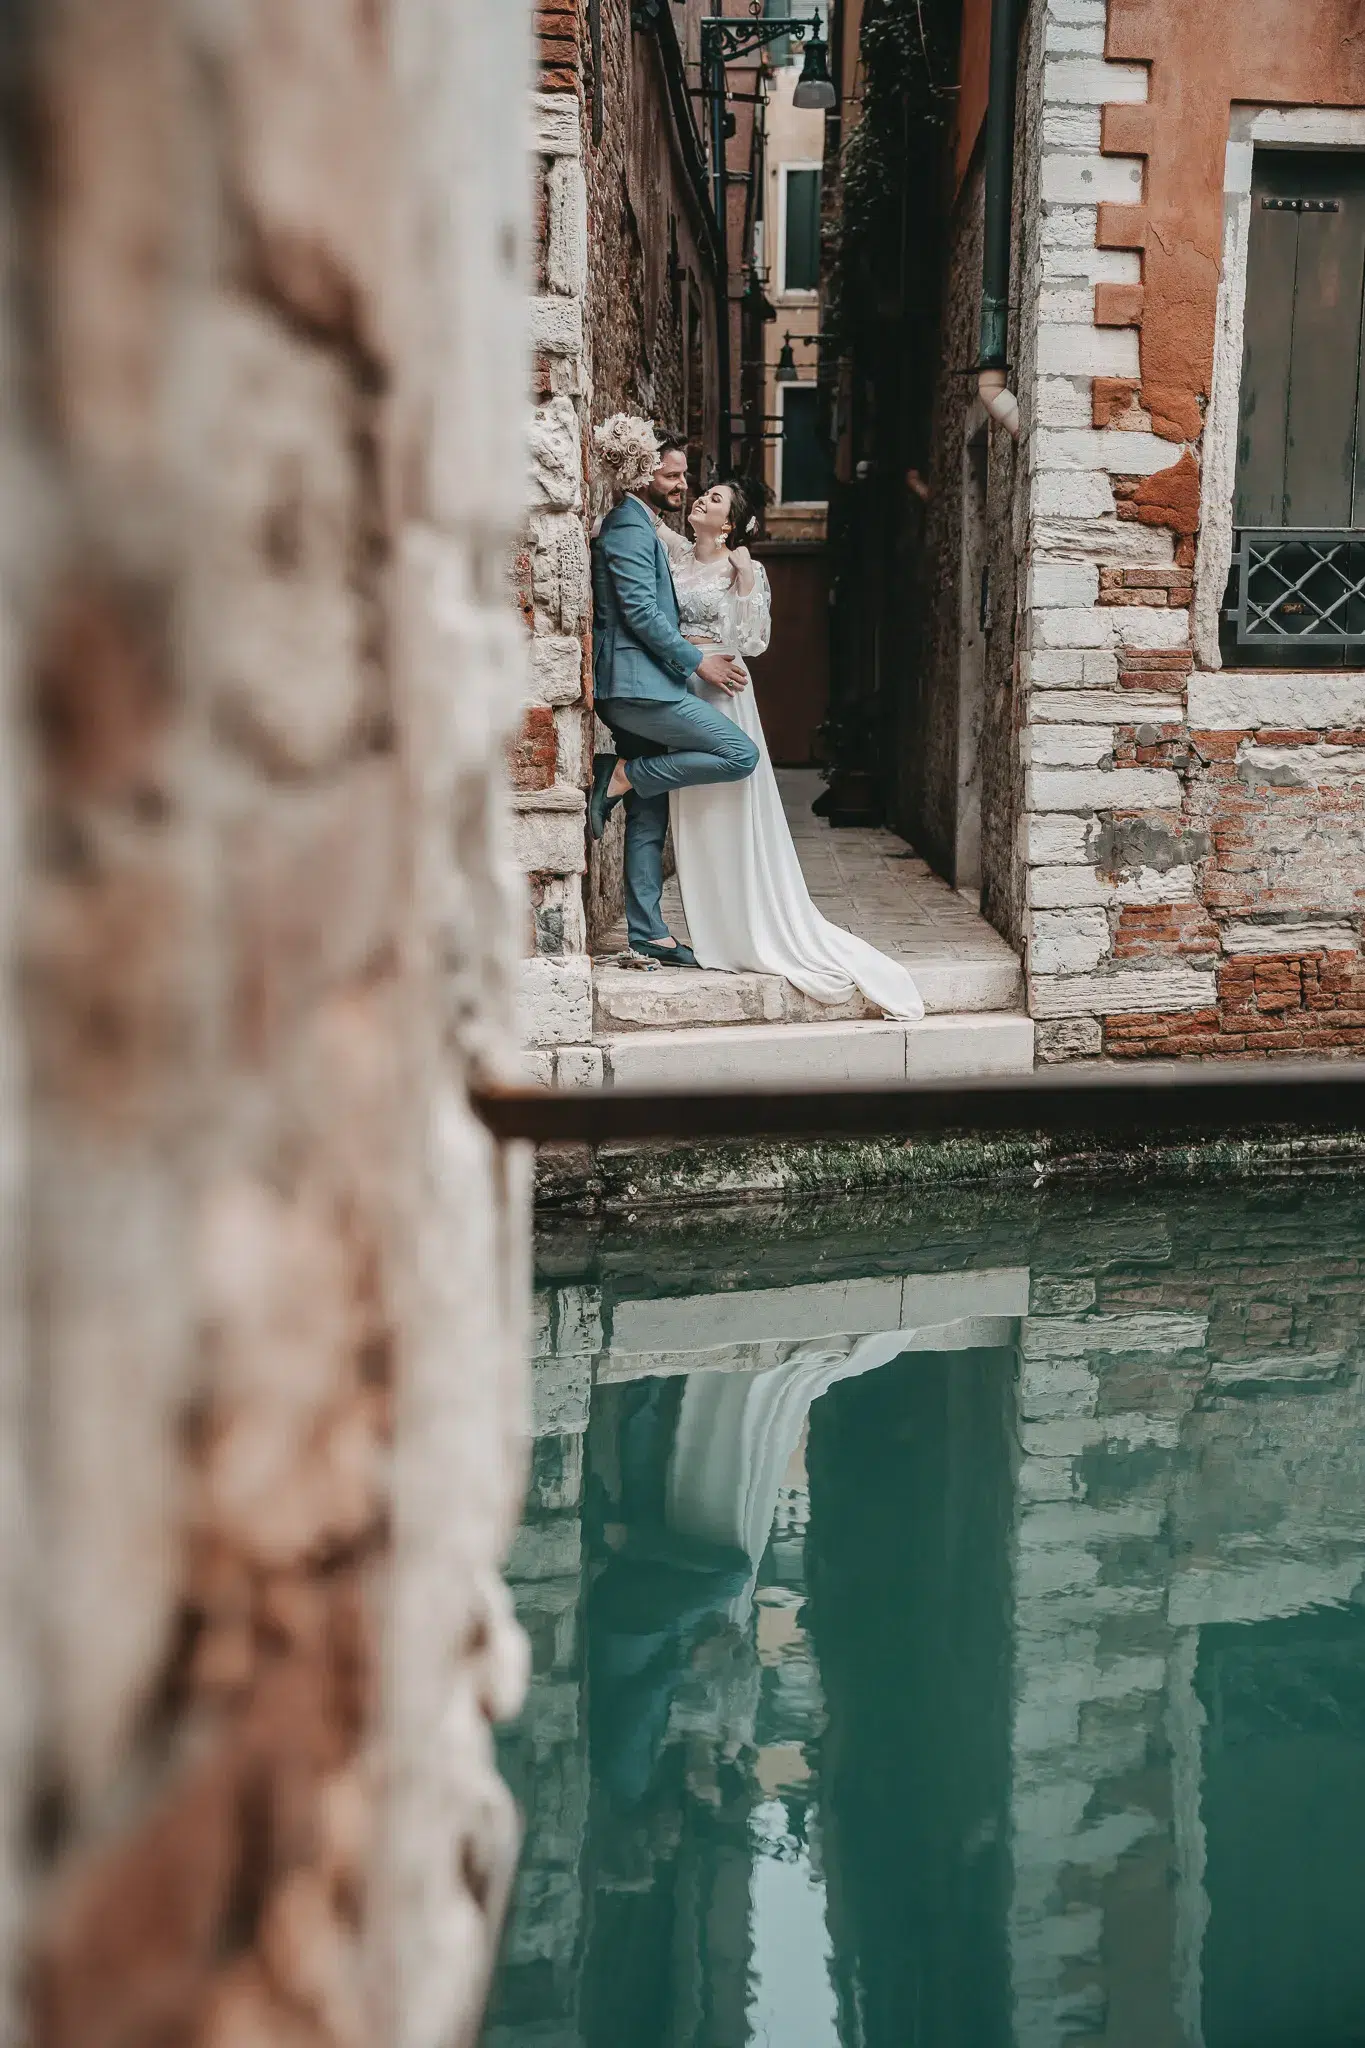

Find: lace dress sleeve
<box><xmin>657</xmin><ymin>522</ymin><xmax>692</xmax><ymax>564</ymax></box>
<box><xmin>728</xmin><ymin>559</ymin><xmax>772</xmax><ymax>658</ymax></box>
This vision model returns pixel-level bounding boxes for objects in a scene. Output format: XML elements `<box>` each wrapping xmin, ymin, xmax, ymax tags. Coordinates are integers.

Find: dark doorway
<box><xmin>779</xmin><ymin>385</ymin><xmax>832</xmax><ymax>506</ymax></box>
<box><xmin>750</xmin><ymin>544</ymin><xmax>830</xmax><ymax>765</ymax></box>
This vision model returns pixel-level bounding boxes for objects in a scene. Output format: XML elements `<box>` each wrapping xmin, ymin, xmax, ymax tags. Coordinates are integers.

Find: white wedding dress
<box><xmin>665</xmin><ymin>539</ymin><xmax>925</xmax><ymax>1021</ymax></box>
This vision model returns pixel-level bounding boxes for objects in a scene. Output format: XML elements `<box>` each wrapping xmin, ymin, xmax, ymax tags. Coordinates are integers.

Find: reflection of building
<box><xmin>490</xmin><ymin>1186</ymin><xmax>1365</xmax><ymax>2046</ymax></box>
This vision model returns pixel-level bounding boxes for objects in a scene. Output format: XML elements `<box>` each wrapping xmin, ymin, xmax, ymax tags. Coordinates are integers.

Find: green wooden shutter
<box><xmin>1235</xmin><ymin>153</ymin><xmax>1365</xmax><ymax>529</ymax></box>
<box><xmin>784</xmin><ymin>169</ymin><xmax>822</xmax><ymax>292</ymax></box>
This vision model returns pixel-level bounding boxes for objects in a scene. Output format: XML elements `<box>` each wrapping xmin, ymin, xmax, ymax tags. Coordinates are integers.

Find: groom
<box><xmin>590</xmin><ymin>436</ymin><xmax>759</xmax><ymax>967</ymax></box>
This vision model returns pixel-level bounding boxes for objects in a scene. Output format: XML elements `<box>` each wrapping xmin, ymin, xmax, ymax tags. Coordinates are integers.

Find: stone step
<box><xmin>593</xmin><ymin>952</ymin><xmax>1023</xmax><ymax>1032</ymax></box>
<box><xmin>597</xmin><ymin>1012</ymin><xmax>1036</xmax><ymax>1088</ymax></box>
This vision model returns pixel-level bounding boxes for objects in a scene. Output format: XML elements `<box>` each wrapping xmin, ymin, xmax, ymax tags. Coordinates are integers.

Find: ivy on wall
<box><xmin>818</xmin><ymin>0</ymin><xmax>964</xmax><ymax>803</ymax></box>
<box><xmin>825</xmin><ymin>0</ymin><xmax>963</xmax><ymax>361</ymax></box>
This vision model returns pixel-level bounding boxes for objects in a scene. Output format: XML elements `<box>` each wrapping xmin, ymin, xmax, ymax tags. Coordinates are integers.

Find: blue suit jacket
<box><xmin>592</xmin><ymin>496</ymin><xmax>701</xmax><ymax>705</ymax></box>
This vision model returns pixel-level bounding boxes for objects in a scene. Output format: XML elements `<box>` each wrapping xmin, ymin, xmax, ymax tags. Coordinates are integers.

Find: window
<box><xmin>1224</xmin><ymin>150</ymin><xmax>1365</xmax><ymax>666</ymax></box>
<box><xmin>763</xmin><ymin>0</ymin><xmax>793</xmax><ymax>66</ymax></box>
<box><xmin>764</xmin><ymin>0</ymin><xmax>827</xmax><ymax>66</ymax></box>
<box><xmin>779</xmin><ymin>385</ymin><xmax>830</xmax><ymax>504</ymax></box>
<box><xmin>781</xmin><ymin>166</ymin><xmax>822</xmax><ymax>294</ymax></box>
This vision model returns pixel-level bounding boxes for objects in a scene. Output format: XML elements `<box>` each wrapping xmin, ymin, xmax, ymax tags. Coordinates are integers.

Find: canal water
<box><xmin>483</xmin><ymin>1179</ymin><xmax>1365</xmax><ymax>2048</ymax></box>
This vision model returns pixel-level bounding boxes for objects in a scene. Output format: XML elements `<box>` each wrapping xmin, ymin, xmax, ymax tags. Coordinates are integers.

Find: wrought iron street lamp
<box><xmin>699</xmin><ymin>5</ymin><xmax>833</xmax><ymax>466</ymax></box>
<box><xmin>792</xmin><ymin>31</ymin><xmax>837</xmax><ymax>110</ymax></box>
<box><xmin>776</xmin><ymin>331</ymin><xmax>826</xmax><ymax>382</ymax></box>
<box><xmin>700</xmin><ymin>9</ymin><xmax>832</xmax><ymax>228</ymax></box>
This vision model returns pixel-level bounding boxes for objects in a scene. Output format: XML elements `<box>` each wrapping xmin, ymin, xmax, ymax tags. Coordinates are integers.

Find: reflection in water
<box><xmin>486</xmin><ymin>1186</ymin><xmax>1365</xmax><ymax>2048</ymax></box>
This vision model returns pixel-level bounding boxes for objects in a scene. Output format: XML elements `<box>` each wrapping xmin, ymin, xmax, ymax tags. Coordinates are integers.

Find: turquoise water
<box><xmin>485</xmin><ymin>1182</ymin><xmax>1365</xmax><ymax>2048</ymax></box>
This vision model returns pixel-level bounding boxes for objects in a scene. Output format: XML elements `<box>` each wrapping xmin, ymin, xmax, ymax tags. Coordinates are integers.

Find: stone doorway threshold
<box><xmin>586</xmin><ymin>771</ymin><xmax>1034</xmax><ymax>1086</ymax></box>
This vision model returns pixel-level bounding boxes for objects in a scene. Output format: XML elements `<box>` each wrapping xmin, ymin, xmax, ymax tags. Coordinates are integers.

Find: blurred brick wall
<box><xmin>1</xmin><ymin>3</ymin><xmax>533</xmax><ymax>2042</ymax></box>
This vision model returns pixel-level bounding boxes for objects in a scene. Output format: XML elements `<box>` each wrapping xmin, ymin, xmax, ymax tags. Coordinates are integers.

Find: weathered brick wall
<box><xmin>998</xmin><ymin>0</ymin><xmax>1365</xmax><ymax>1059</ymax></box>
<box><xmin>522</xmin><ymin>80</ymin><xmax>596</xmax><ymax>1070</ymax></box>
<box><xmin>1106</xmin><ymin>677</ymin><xmax>1365</xmax><ymax>1056</ymax></box>
<box><xmin>2</xmin><ymin>3</ymin><xmax>533</xmax><ymax>2042</ymax></box>
<box><xmin>0</xmin><ymin>108</ymin><xmax>31</xmax><ymax>2036</ymax></box>
<box><xmin>520</xmin><ymin>2</ymin><xmax>722</xmax><ymax>1062</ymax></box>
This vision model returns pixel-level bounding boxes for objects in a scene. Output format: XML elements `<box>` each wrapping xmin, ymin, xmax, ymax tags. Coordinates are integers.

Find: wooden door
<box><xmin>749</xmin><ymin>545</ymin><xmax>830</xmax><ymax>766</ymax></box>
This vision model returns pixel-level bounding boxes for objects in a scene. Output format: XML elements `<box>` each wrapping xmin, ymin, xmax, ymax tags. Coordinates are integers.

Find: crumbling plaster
<box><xmin>1102</xmin><ymin>0</ymin><xmax>1365</xmax><ymax>442</ymax></box>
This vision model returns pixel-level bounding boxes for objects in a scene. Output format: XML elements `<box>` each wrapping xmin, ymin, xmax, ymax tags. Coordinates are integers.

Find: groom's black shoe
<box><xmin>590</xmin><ymin>753</ymin><xmax>624</xmax><ymax>841</ymax></box>
<box><xmin>633</xmin><ymin>937</ymin><xmax>698</xmax><ymax>968</ymax></box>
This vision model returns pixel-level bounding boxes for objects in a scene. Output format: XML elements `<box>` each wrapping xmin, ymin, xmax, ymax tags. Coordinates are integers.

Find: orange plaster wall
<box><xmin>955</xmin><ymin>0</ymin><xmax>992</xmax><ymax>190</ymax></box>
<box><xmin>1100</xmin><ymin>0</ymin><xmax>1365</xmax><ymax>443</ymax></box>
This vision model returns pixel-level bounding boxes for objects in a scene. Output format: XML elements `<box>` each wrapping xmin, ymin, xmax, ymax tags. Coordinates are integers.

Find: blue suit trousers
<box><xmin>602</xmin><ymin>693</ymin><xmax>760</xmax><ymax>947</ymax></box>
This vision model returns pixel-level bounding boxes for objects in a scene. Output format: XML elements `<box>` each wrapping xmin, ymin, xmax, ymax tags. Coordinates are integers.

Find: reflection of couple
<box><xmin>590</xmin><ymin>1330</ymin><xmax>916</xmax><ymax>1808</ymax></box>
<box><xmin>589</xmin><ymin>415</ymin><xmax>923</xmax><ymax>1019</ymax></box>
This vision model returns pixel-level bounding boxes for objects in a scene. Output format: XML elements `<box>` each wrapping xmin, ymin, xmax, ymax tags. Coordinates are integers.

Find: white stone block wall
<box><xmin>1004</xmin><ymin>26</ymin><xmax>1365</xmax><ymax>1064</ymax></box>
<box><xmin>1011</xmin><ymin>0</ymin><xmax>1204</xmax><ymax>1059</ymax></box>
<box><xmin>521</xmin><ymin>91</ymin><xmax>596</xmax><ymax>1063</ymax></box>
<box><xmin>518</xmin><ymin>88</ymin><xmax>613</xmax><ymax>1085</ymax></box>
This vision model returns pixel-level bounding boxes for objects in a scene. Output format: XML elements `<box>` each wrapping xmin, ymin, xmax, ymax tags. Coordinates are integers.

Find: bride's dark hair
<box><xmin>718</xmin><ymin>476</ymin><xmax>761</xmax><ymax>547</ymax></box>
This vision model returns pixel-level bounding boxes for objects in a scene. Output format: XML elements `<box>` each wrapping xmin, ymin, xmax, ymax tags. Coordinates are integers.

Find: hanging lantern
<box><xmin>792</xmin><ymin>31</ymin><xmax>836</xmax><ymax>111</ymax></box>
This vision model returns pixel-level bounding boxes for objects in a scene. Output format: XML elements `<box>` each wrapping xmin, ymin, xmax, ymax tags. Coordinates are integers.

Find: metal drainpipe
<box><xmin>978</xmin><ymin>0</ymin><xmax>1021</xmax><ymax>437</ymax></box>
<box><xmin>709</xmin><ymin>31</ymin><xmax>733</xmax><ymax>475</ymax></box>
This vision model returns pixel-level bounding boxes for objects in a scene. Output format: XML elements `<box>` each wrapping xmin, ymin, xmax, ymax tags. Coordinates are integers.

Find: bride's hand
<box><xmin>728</xmin><ymin>545</ymin><xmax>755</xmax><ymax>595</ymax></box>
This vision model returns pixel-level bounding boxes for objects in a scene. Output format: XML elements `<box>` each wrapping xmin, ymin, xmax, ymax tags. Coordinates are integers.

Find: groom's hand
<box><xmin>697</xmin><ymin>651</ymin><xmax>747</xmax><ymax>694</ymax></box>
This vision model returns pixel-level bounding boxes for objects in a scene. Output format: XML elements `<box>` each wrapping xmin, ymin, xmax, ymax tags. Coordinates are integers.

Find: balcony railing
<box><xmin>1226</xmin><ymin>528</ymin><xmax>1365</xmax><ymax>648</ymax></box>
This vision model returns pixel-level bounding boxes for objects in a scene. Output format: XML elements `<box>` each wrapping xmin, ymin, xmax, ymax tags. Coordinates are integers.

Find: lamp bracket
<box><xmin>699</xmin><ymin>14</ymin><xmax>821</xmax><ymax>71</ymax></box>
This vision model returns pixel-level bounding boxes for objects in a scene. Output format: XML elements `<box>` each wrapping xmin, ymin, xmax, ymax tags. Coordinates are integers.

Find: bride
<box><xmin>660</xmin><ymin>480</ymin><xmax>924</xmax><ymax>1022</ymax></box>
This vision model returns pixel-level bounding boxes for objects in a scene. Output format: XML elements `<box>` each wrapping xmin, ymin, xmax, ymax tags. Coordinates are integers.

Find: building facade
<box><xmin>753</xmin><ymin>32</ymin><xmax>836</xmax><ymax>769</ymax></box>
<box><xmin>520</xmin><ymin>0</ymin><xmax>842</xmax><ymax>1055</ymax></box>
<box><xmin>850</xmin><ymin>0</ymin><xmax>1365</xmax><ymax>1061</ymax></box>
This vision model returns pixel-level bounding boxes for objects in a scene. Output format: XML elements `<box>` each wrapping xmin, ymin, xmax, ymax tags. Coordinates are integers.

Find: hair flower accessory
<box><xmin>593</xmin><ymin>413</ymin><xmax>662</xmax><ymax>495</ymax></box>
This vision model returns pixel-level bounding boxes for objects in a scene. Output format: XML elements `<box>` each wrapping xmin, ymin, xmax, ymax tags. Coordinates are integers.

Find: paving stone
<box><xmin>590</xmin><ymin>770</ymin><xmax>1025</xmax><ymax>1037</ymax></box>
<box><xmin>600</xmin><ymin>1012</ymin><xmax>1035</xmax><ymax>1089</ymax></box>
<box><xmin>602</xmin><ymin>1020</ymin><xmax>912</xmax><ymax>1088</ymax></box>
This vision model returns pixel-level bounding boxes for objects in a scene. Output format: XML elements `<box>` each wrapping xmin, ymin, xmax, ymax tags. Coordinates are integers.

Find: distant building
<box><xmin>830</xmin><ymin>0</ymin><xmax>1365</xmax><ymax>1061</ymax></box>
<box><xmin>757</xmin><ymin>23</ymin><xmax>831</xmax><ymax>544</ymax></box>
<box><xmin>750</xmin><ymin>9</ymin><xmax>835</xmax><ymax>769</ymax></box>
